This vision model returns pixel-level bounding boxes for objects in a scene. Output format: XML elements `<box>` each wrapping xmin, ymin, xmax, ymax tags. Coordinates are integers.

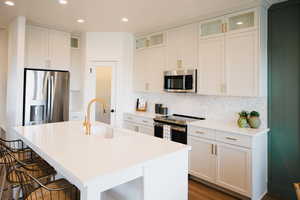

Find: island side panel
<box><xmin>143</xmin><ymin>149</ymin><xmax>189</xmax><ymax>200</ymax></box>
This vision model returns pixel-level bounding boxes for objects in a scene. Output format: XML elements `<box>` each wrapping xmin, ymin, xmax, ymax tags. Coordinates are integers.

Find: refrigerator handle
<box><xmin>47</xmin><ymin>77</ymin><xmax>51</xmax><ymax>122</ymax></box>
<box><xmin>50</xmin><ymin>75</ymin><xmax>55</xmax><ymax>121</ymax></box>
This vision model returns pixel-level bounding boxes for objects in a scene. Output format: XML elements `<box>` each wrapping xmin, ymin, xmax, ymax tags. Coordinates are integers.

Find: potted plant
<box><xmin>248</xmin><ymin>111</ymin><xmax>261</xmax><ymax>129</ymax></box>
<box><xmin>238</xmin><ymin>111</ymin><xmax>250</xmax><ymax>128</ymax></box>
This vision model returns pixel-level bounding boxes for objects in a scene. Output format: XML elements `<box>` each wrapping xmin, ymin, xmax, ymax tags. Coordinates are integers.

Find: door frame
<box><xmin>87</xmin><ymin>60</ymin><xmax>119</xmax><ymax>126</ymax></box>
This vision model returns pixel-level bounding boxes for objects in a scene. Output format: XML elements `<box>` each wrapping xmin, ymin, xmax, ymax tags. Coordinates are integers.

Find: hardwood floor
<box><xmin>188</xmin><ymin>179</ymin><xmax>281</xmax><ymax>200</ymax></box>
<box><xmin>189</xmin><ymin>179</ymin><xmax>238</xmax><ymax>200</ymax></box>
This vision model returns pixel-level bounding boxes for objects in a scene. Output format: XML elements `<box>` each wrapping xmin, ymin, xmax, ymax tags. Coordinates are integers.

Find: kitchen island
<box><xmin>14</xmin><ymin>121</ymin><xmax>190</xmax><ymax>200</ymax></box>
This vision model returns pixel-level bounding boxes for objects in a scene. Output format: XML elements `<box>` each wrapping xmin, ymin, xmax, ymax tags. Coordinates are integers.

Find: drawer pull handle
<box><xmin>226</xmin><ymin>137</ymin><xmax>238</xmax><ymax>141</ymax></box>
<box><xmin>196</xmin><ymin>131</ymin><xmax>205</xmax><ymax>134</ymax></box>
<box><xmin>142</xmin><ymin>120</ymin><xmax>148</xmax><ymax>123</ymax></box>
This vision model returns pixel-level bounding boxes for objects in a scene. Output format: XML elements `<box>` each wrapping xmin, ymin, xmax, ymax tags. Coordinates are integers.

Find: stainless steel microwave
<box><xmin>163</xmin><ymin>69</ymin><xmax>197</xmax><ymax>93</ymax></box>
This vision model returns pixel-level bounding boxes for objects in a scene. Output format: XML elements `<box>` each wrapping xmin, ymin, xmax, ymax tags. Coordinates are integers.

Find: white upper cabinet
<box><xmin>25</xmin><ymin>25</ymin><xmax>71</xmax><ymax>71</ymax></box>
<box><xmin>167</xmin><ymin>24</ymin><xmax>198</xmax><ymax>70</ymax></box>
<box><xmin>198</xmin><ymin>36</ymin><xmax>225</xmax><ymax>95</ymax></box>
<box><xmin>132</xmin><ymin>7</ymin><xmax>267</xmax><ymax>97</ymax></box>
<box><xmin>25</xmin><ymin>25</ymin><xmax>49</xmax><ymax>68</ymax></box>
<box><xmin>133</xmin><ymin>46</ymin><xmax>166</xmax><ymax>93</ymax></box>
<box><xmin>133</xmin><ymin>49</ymin><xmax>148</xmax><ymax>92</ymax></box>
<box><xmin>225</xmin><ymin>30</ymin><xmax>257</xmax><ymax>96</ymax></box>
<box><xmin>49</xmin><ymin>30</ymin><xmax>71</xmax><ymax>70</ymax></box>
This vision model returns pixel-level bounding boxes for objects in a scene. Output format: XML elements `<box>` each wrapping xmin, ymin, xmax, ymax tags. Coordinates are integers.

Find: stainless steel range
<box><xmin>154</xmin><ymin>114</ymin><xmax>205</xmax><ymax>144</ymax></box>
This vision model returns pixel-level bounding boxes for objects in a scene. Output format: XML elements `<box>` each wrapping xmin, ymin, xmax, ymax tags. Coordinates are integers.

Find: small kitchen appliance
<box><xmin>163</xmin><ymin>69</ymin><xmax>197</xmax><ymax>93</ymax></box>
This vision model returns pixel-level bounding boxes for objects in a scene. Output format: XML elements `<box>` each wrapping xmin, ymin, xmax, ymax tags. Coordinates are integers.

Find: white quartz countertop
<box><xmin>14</xmin><ymin>121</ymin><xmax>189</xmax><ymax>187</ymax></box>
<box><xmin>188</xmin><ymin>120</ymin><xmax>269</xmax><ymax>136</ymax></box>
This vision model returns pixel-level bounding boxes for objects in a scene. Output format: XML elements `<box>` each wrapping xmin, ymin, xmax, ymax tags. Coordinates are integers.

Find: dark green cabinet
<box><xmin>268</xmin><ymin>0</ymin><xmax>300</xmax><ymax>199</ymax></box>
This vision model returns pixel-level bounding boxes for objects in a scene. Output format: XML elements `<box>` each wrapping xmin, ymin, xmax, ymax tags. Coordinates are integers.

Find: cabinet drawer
<box><xmin>137</xmin><ymin>117</ymin><xmax>154</xmax><ymax>127</ymax></box>
<box><xmin>216</xmin><ymin>131</ymin><xmax>252</xmax><ymax>148</ymax></box>
<box><xmin>123</xmin><ymin>114</ymin><xmax>139</xmax><ymax>123</ymax></box>
<box><xmin>188</xmin><ymin>126</ymin><xmax>215</xmax><ymax>140</ymax></box>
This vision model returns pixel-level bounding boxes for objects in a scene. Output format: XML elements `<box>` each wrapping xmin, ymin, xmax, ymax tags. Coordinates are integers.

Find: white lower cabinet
<box><xmin>188</xmin><ymin>136</ymin><xmax>216</xmax><ymax>183</ymax></box>
<box><xmin>123</xmin><ymin>121</ymin><xmax>139</xmax><ymax>132</ymax></box>
<box><xmin>123</xmin><ymin>113</ymin><xmax>154</xmax><ymax>136</ymax></box>
<box><xmin>139</xmin><ymin>125</ymin><xmax>154</xmax><ymax>136</ymax></box>
<box><xmin>188</xmin><ymin>125</ymin><xmax>267</xmax><ymax>199</ymax></box>
<box><xmin>215</xmin><ymin>143</ymin><xmax>251</xmax><ymax>196</ymax></box>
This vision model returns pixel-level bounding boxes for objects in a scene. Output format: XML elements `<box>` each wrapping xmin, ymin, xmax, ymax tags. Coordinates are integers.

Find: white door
<box><xmin>215</xmin><ymin>143</ymin><xmax>251</xmax><ymax>196</ymax></box>
<box><xmin>139</xmin><ymin>125</ymin><xmax>154</xmax><ymax>136</ymax></box>
<box><xmin>188</xmin><ymin>136</ymin><xmax>216</xmax><ymax>183</ymax></box>
<box><xmin>48</xmin><ymin>29</ymin><xmax>71</xmax><ymax>70</ymax></box>
<box><xmin>25</xmin><ymin>25</ymin><xmax>49</xmax><ymax>68</ymax></box>
<box><xmin>198</xmin><ymin>36</ymin><xmax>225</xmax><ymax>95</ymax></box>
<box><xmin>225</xmin><ymin>30</ymin><xmax>258</xmax><ymax>96</ymax></box>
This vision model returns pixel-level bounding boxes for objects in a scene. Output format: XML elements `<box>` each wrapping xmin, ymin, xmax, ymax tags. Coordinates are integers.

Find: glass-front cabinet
<box><xmin>136</xmin><ymin>37</ymin><xmax>148</xmax><ymax>50</ymax></box>
<box><xmin>200</xmin><ymin>18</ymin><xmax>224</xmax><ymax>38</ymax></box>
<box><xmin>135</xmin><ymin>32</ymin><xmax>165</xmax><ymax>50</ymax></box>
<box><xmin>227</xmin><ymin>11</ymin><xmax>256</xmax><ymax>32</ymax></box>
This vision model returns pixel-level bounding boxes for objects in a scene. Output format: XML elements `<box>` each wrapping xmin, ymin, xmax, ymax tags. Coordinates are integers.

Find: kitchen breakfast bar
<box><xmin>13</xmin><ymin>121</ymin><xmax>190</xmax><ymax>200</ymax></box>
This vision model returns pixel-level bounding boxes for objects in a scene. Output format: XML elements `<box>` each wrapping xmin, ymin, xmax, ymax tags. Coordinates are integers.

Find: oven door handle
<box><xmin>171</xmin><ymin>126</ymin><xmax>186</xmax><ymax>132</ymax></box>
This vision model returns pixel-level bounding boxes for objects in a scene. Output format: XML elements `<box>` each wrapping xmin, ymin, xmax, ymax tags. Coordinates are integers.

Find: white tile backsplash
<box><xmin>132</xmin><ymin>93</ymin><xmax>267</xmax><ymax>128</ymax></box>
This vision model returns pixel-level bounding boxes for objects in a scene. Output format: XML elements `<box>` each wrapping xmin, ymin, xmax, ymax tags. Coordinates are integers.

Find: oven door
<box><xmin>171</xmin><ymin>126</ymin><xmax>187</xmax><ymax>144</ymax></box>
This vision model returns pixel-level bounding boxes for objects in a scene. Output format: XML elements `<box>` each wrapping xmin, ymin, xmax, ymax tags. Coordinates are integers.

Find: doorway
<box><xmin>95</xmin><ymin>66</ymin><xmax>112</xmax><ymax>124</ymax></box>
<box><xmin>89</xmin><ymin>61</ymin><xmax>118</xmax><ymax>126</ymax></box>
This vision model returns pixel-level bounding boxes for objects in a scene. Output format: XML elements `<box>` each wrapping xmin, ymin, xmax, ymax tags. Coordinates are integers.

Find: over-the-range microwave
<box><xmin>163</xmin><ymin>69</ymin><xmax>197</xmax><ymax>93</ymax></box>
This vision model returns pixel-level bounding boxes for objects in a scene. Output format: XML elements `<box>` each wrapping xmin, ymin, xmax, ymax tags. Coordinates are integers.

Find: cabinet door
<box><xmin>188</xmin><ymin>136</ymin><xmax>216</xmax><ymax>183</ymax></box>
<box><xmin>147</xmin><ymin>47</ymin><xmax>166</xmax><ymax>93</ymax></box>
<box><xmin>133</xmin><ymin>50</ymin><xmax>148</xmax><ymax>92</ymax></box>
<box><xmin>225</xmin><ymin>30</ymin><xmax>257</xmax><ymax>96</ymax></box>
<box><xmin>25</xmin><ymin>25</ymin><xmax>49</xmax><ymax>68</ymax></box>
<box><xmin>49</xmin><ymin>30</ymin><xmax>71</xmax><ymax>70</ymax></box>
<box><xmin>136</xmin><ymin>37</ymin><xmax>148</xmax><ymax>50</ymax></box>
<box><xmin>139</xmin><ymin>125</ymin><xmax>154</xmax><ymax>136</ymax></box>
<box><xmin>215</xmin><ymin>143</ymin><xmax>251</xmax><ymax>196</ymax></box>
<box><xmin>198</xmin><ymin>36</ymin><xmax>225</xmax><ymax>95</ymax></box>
<box><xmin>167</xmin><ymin>24</ymin><xmax>198</xmax><ymax>69</ymax></box>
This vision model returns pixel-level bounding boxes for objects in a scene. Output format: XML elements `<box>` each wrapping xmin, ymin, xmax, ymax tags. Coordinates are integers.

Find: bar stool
<box><xmin>295</xmin><ymin>183</ymin><xmax>300</xmax><ymax>200</ymax></box>
<box><xmin>0</xmin><ymin>140</ymin><xmax>57</xmax><ymax>199</ymax></box>
<box><xmin>14</xmin><ymin>169</ymin><xmax>80</xmax><ymax>200</ymax></box>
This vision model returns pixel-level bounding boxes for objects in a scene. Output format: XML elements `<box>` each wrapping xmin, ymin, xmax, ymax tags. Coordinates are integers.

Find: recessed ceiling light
<box><xmin>58</xmin><ymin>0</ymin><xmax>68</xmax><ymax>4</ymax></box>
<box><xmin>77</xmin><ymin>19</ymin><xmax>85</xmax><ymax>23</ymax></box>
<box><xmin>236</xmin><ymin>21</ymin><xmax>243</xmax><ymax>25</ymax></box>
<box><xmin>4</xmin><ymin>1</ymin><xmax>15</xmax><ymax>6</ymax></box>
<box><xmin>121</xmin><ymin>18</ymin><xmax>129</xmax><ymax>22</ymax></box>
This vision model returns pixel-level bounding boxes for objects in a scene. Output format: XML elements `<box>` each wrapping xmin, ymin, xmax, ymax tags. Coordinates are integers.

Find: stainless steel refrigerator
<box><xmin>23</xmin><ymin>68</ymin><xmax>70</xmax><ymax>126</ymax></box>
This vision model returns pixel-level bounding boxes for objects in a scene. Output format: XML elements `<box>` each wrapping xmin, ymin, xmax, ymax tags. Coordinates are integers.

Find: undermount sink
<box><xmin>83</xmin><ymin>122</ymin><xmax>125</xmax><ymax>138</ymax></box>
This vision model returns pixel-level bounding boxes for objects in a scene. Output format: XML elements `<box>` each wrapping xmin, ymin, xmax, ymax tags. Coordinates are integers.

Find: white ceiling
<box><xmin>0</xmin><ymin>0</ymin><xmax>274</xmax><ymax>34</ymax></box>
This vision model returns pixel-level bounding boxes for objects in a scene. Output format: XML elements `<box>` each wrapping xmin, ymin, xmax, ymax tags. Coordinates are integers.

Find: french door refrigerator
<box><xmin>23</xmin><ymin>68</ymin><xmax>70</xmax><ymax>126</ymax></box>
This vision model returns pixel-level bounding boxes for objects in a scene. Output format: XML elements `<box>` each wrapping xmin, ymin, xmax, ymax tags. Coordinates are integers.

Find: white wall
<box><xmin>82</xmin><ymin>32</ymin><xmax>134</xmax><ymax>127</ymax></box>
<box><xmin>0</xmin><ymin>30</ymin><xmax>8</xmax><ymax>128</ymax></box>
